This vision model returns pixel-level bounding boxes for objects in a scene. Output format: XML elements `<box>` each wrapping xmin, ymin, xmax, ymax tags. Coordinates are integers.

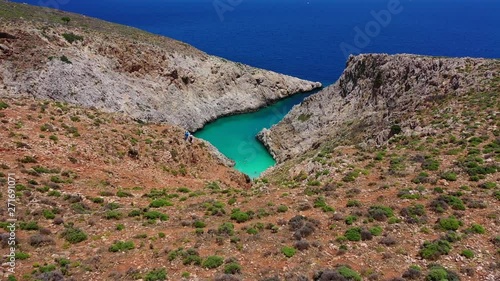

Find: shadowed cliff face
<box><xmin>0</xmin><ymin>1</ymin><xmax>321</xmax><ymax>132</ymax></box>
<box><xmin>259</xmin><ymin>54</ymin><xmax>500</xmax><ymax>163</ymax></box>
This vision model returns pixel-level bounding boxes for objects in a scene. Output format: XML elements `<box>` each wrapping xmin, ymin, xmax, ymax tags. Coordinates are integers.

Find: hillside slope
<box><xmin>0</xmin><ymin>58</ymin><xmax>498</xmax><ymax>280</ymax></box>
<box><xmin>0</xmin><ymin>1</ymin><xmax>321</xmax><ymax>131</ymax></box>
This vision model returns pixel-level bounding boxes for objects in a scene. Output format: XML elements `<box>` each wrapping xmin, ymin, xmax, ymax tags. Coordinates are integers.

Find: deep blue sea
<box><xmin>11</xmin><ymin>0</ymin><xmax>500</xmax><ymax>177</ymax></box>
<box><xmin>11</xmin><ymin>0</ymin><xmax>500</xmax><ymax>85</ymax></box>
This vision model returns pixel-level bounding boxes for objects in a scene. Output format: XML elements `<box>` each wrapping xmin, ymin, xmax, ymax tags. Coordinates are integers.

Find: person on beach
<box><xmin>184</xmin><ymin>131</ymin><xmax>190</xmax><ymax>141</ymax></box>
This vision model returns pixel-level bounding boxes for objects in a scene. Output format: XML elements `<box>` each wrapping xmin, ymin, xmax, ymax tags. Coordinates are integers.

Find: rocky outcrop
<box><xmin>259</xmin><ymin>54</ymin><xmax>500</xmax><ymax>162</ymax></box>
<box><xmin>0</xmin><ymin>1</ymin><xmax>321</xmax><ymax>132</ymax></box>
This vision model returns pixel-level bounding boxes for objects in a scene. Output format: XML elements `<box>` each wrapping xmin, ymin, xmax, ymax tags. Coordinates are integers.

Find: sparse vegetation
<box><xmin>281</xmin><ymin>246</ymin><xmax>297</xmax><ymax>258</ymax></box>
<box><xmin>202</xmin><ymin>256</ymin><xmax>224</xmax><ymax>269</ymax></box>
<box><xmin>109</xmin><ymin>240</ymin><xmax>135</xmax><ymax>252</ymax></box>
<box><xmin>61</xmin><ymin>226</ymin><xmax>87</xmax><ymax>244</ymax></box>
<box><xmin>0</xmin><ymin>8</ymin><xmax>498</xmax><ymax>279</ymax></box>
<box><xmin>62</xmin><ymin>32</ymin><xmax>83</xmax><ymax>44</ymax></box>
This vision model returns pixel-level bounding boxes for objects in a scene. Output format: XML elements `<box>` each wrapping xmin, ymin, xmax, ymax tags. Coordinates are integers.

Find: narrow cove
<box><xmin>194</xmin><ymin>89</ymin><xmax>321</xmax><ymax>179</ymax></box>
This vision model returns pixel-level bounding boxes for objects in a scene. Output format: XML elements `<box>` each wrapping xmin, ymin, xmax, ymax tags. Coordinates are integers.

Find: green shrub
<box><xmin>422</xmin><ymin>157</ymin><xmax>440</xmax><ymax>171</ymax></box>
<box><xmin>230</xmin><ymin>209</ymin><xmax>251</xmax><ymax>223</ymax></box>
<box><xmin>346</xmin><ymin>200</ymin><xmax>361</xmax><ymax>207</ymax></box>
<box><xmin>143</xmin><ymin>211</ymin><xmax>168</xmax><ymax>221</ymax></box>
<box><xmin>388</xmin><ymin>217</ymin><xmax>401</xmax><ymax>224</ymax></box>
<box><xmin>298</xmin><ymin>114</ymin><xmax>312</xmax><ymax>122</ymax></box>
<box><xmin>91</xmin><ymin>197</ymin><xmax>104</xmax><ymax>204</ymax></box>
<box><xmin>437</xmin><ymin>216</ymin><xmax>462</xmax><ymax>231</ymax></box>
<box><xmin>345</xmin><ymin>227</ymin><xmax>362</xmax><ymax>241</ymax></box>
<box><xmin>48</xmin><ymin>190</ymin><xmax>61</xmax><ymax>197</ymax></box>
<box><xmin>426</xmin><ymin>265</ymin><xmax>460</xmax><ymax>281</ymax></box>
<box><xmin>389</xmin><ymin>156</ymin><xmax>406</xmax><ymax>175</ymax></box>
<box><xmin>62</xmin><ymin>33</ymin><xmax>83</xmax><ymax>44</ymax></box>
<box><xmin>374</xmin><ymin>151</ymin><xmax>385</xmax><ymax>161</ymax></box>
<box><xmin>50</xmin><ymin>175</ymin><xmax>64</xmax><ymax>183</ymax></box>
<box><xmin>281</xmin><ymin>246</ymin><xmax>297</xmax><ymax>258</ymax></box>
<box><xmin>128</xmin><ymin>209</ymin><xmax>142</xmax><ymax>217</ymax></box>
<box><xmin>218</xmin><ymin>222</ymin><xmax>235</xmax><ymax>236</ymax></box>
<box><xmin>461</xmin><ymin>249</ymin><xmax>474</xmax><ymax>259</ymax></box>
<box><xmin>167</xmin><ymin>249</ymin><xmax>182</xmax><ymax>261</ymax></box>
<box><xmin>116</xmin><ymin>224</ymin><xmax>125</xmax><ymax>231</ymax></box>
<box><xmin>442</xmin><ymin>231</ymin><xmax>462</xmax><ymax>243</ymax></box>
<box><xmin>307</xmin><ymin>180</ymin><xmax>321</xmax><ymax>186</ymax></box>
<box><xmin>412</xmin><ymin>172</ymin><xmax>429</xmax><ymax>184</ymax></box>
<box><xmin>56</xmin><ymin>258</ymin><xmax>71</xmax><ymax>267</ymax></box>
<box><xmin>368</xmin><ymin>205</ymin><xmax>394</xmax><ymax>221</ymax></box>
<box><xmin>20</xmin><ymin>221</ymin><xmax>39</xmax><ymax>230</ymax></box>
<box><xmin>342</xmin><ymin>170</ymin><xmax>360</xmax><ymax>182</ymax></box>
<box><xmin>104</xmin><ymin>210</ymin><xmax>122</xmax><ymax>220</ymax></box>
<box><xmin>116</xmin><ymin>190</ymin><xmax>133</xmax><ymax>198</ymax></box>
<box><xmin>144</xmin><ymin>268</ymin><xmax>167</xmax><ymax>281</ymax></box>
<box><xmin>345</xmin><ymin>215</ymin><xmax>357</xmax><ymax>225</ymax></box>
<box><xmin>0</xmin><ymin>100</ymin><xmax>9</xmax><ymax>110</ymax></box>
<box><xmin>15</xmin><ymin>252</ymin><xmax>30</xmax><ymax>260</ymax></box>
<box><xmin>460</xmin><ymin>156</ymin><xmax>498</xmax><ymax>180</ymax></box>
<box><xmin>277</xmin><ymin>205</ymin><xmax>288</xmax><ymax>213</ymax></box>
<box><xmin>400</xmin><ymin>204</ymin><xmax>426</xmax><ymax>225</ymax></box>
<box><xmin>419</xmin><ymin>240</ymin><xmax>451</xmax><ymax>260</ymax></box>
<box><xmin>205</xmin><ymin>181</ymin><xmax>220</xmax><ymax>190</ymax></box>
<box><xmin>202</xmin><ymin>256</ymin><xmax>224</xmax><ymax>269</ymax></box>
<box><xmin>19</xmin><ymin>156</ymin><xmax>37</xmax><ymax>163</ymax></box>
<box><xmin>176</xmin><ymin>187</ymin><xmax>190</xmax><ymax>193</ymax></box>
<box><xmin>390</xmin><ymin>124</ymin><xmax>402</xmax><ymax>135</ymax></box>
<box><xmin>39</xmin><ymin>264</ymin><xmax>56</xmax><ymax>273</ymax></box>
<box><xmin>337</xmin><ymin>265</ymin><xmax>362</xmax><ymax>281</ymax></box>
<box><xmin>369</xmin><ymin>226</ymin><xmax>383</xmax><ymax>236</ymax></box>
<box><xmin>109</xmin><ymin>240</ymin><xmax>135</xmax><ymax>252</ymax></box>
<box><xmin>494</xmin><ymin>190</ymin><xmax>500</xmax><ymax>201</ymax></box>
<box><xmin>60</xmin><ymin>55</ymin><xmax>72</xmax><ymax>64</ymax></box>
<box><xmin>193</xmin><ymin>220</ymin><xmax>206</xmax><ymax>228</ymax></box>
<box><xmin>182</xmin><ymin>254</ymin><xmax>202</xmax><ymax>266</ymax></box>
<box><xmin>42</xmin><ymin>210</ymin><xmax>55</xmax><ymax>219</ymax></box>
<box><xmin>61</xmin><ymin>227</ymin><xmax>87</xmax><ymax>244</ymax></box>
<box><xmin>480</xmin><ymin>181</ymin><xmax>497</xmax><ymax>189</ymax></box>
<box><xmin>440</xmin><ymin>171</ymin><xmax>457</xmax><ymax>181</ymax></box>
<box><xmin>443</xmin><ymin>195</ymin><xmax>465</xmax><ymax>210</ymax></box>
<box><xmin>466</xmin><ymin>223</ymin><xmax>485</xmax><ymax>234</ymax></box>
<box><xmin>71</xmin><ymin>202</ymin><xmax>89</xmax><ymax>214</ymax></box>
<box><xmin>397</xmin><ymin>188</ymin><xmax>421</xmax><ymax>199</ymax></box>
<box><xmin>246</xmin><ymin>228</ymin><xmax>258</xmax><ymax>235</ymax></box>
<box><xmin>204</xmin><ymin>200</ymin><xmax>226</xmax><ymax>215</ymax></box>
<box><xmin>224</xmin><ymin>262</ymin><xmax>242</xmax><ymax>274</ymax></box>
<box><xmin>314</xmin><ymin>196</ymin><xmax>335</xmax><ymax>212</ymax></box>
<box><xmin>149</xmin><ymin>199</ymin><xmax>173</xmax><ymax>208</ymax></box>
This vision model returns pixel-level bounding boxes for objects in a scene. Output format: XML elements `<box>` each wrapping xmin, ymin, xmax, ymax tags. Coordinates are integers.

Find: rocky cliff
<box><xmin>0</xmin><ymin>1</ymin><xmax>321</xmax><ymax>132</ymax></box>
<box><xmin>259</xmin><ymin>54</ymin><xmax>500</xmax><ymax>162</ymax></box>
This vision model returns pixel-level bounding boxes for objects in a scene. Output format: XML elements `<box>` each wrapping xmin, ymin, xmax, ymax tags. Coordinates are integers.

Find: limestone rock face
<box><xmin>0</xmin><ymin>5</ymin><xmax>321</xmax><ymax>132</ymax></box>
<box><xmin>260</xmin><ymin>54</ymin><xmax>500</xmax><ymax>162</ymax></box>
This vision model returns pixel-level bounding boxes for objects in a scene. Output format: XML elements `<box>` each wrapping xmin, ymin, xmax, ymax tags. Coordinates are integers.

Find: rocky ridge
<box><xmin>259</xmin><ymin>54</ymin><xmax>499</xmax><ymax>163</ymax></box>
<box><xmin>0</xmin><ymin>1</ymin><xmax>321</xmax><ymax>132</ymax></box>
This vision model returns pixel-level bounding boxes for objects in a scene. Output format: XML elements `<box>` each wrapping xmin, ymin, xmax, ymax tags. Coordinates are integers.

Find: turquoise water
<box><xmin>194</xmin><ymin>90</ymin><xmax>320</xmax><ymax>178</ymax></box>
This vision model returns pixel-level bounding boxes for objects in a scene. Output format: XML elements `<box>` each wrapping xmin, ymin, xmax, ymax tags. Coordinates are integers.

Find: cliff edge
<box><xmin>0</xmin><ymin>1</ymin><xmax>321</xmax><ymax>131</ymax></box>
<box><xmin>259</xmin><ymin>54</ymin><xmax>499</xmax><ymax>162</ymax></box>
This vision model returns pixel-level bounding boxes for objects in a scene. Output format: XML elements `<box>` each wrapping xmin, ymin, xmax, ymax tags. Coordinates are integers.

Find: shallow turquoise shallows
<box><xmin>194</xmin><ymin>90</ymin><xmax>319</xmax><ymax>179</ymax></box>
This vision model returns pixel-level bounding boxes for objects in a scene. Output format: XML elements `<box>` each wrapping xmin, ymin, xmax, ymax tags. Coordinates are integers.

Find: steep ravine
<box><xmin>0</xmin><ymin>1</ymin><xmax>321</xmax><ymax>132</ymax></box>
<box><xmin>259</xmin><ymin>54</ymin><xmax>500</xmax><ymax>163</ymax></box>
